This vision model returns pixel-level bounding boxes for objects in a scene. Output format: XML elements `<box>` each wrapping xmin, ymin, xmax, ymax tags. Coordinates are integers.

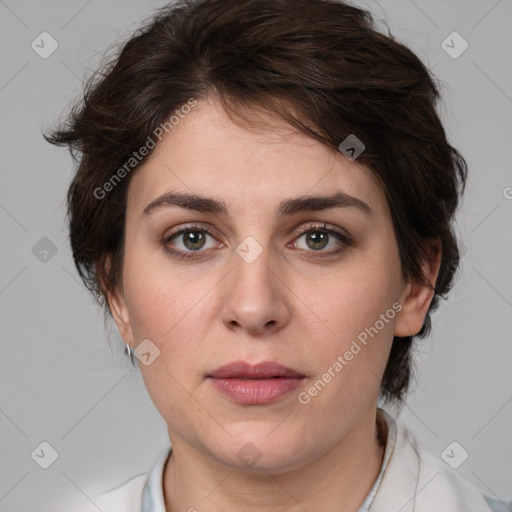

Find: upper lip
<box><xmin>207</xmin><ymin>360</ymin><xmax>305</xmax><ymax>379</ymax></box>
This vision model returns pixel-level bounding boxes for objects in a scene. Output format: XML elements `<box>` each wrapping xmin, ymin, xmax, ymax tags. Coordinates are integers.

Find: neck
<box><xmin>163</xmin><ymin>407</ymin><xmax>386</xmax><ymax>512</ymax></box>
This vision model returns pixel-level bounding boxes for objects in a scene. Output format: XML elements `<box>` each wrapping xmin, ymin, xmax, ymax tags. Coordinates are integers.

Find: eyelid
<box><xmin>290</xmin><ymin>221</ymin><xmax>351</xmax><ymax>242</ymax></box>
<box><xmin>164</xmin><ymin>222</ymin><xmax>221</xmax><ymax>242</ymax></box>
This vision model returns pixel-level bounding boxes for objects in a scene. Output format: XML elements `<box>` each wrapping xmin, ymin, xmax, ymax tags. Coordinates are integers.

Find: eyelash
<box><xmin>162</xmin><ymin>222</ymin><xmax>352</xmax><ymax>261</ymax></box>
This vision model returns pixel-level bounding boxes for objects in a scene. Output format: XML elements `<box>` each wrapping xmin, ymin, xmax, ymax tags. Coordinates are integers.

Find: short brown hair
<box><xmin>44</xmin><ymin>0</ymin><xmax>467</xmax><ymax>405</ymax></box>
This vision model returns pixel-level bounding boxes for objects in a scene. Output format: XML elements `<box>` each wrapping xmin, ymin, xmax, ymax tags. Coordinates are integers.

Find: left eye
<box><xmin>292</xmin><ymin>226</ymin><xmax>350</xmax><ymax>253</ymax></box>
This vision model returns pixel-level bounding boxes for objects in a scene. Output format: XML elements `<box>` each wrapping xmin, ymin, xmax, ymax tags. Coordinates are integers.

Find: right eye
<box><xmin>162</xmin><ymin>224</ymin><xmax>223</xmax><ymax>259</ymax></box>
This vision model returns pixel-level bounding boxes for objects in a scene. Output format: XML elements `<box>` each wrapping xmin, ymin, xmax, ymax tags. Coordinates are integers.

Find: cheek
<box><xmin>121</xmin><ymin>252</ymin><xmax>220</xmax><ymax>389</ymax></box>
<box><xmin>318</xmin><ymin>258</ymin><xmax>401</xmax><ymax>344</ymax></box>
<box><xmin>121</xmin><ymin>242</ymin><xmax>202</xmax><ymax>341</ymax></box>
<box><xmin>122</xmin><ymin>267</ymin><xmax>211</xmax><ymax>423</ymax></box>
<box><xmin>305</xmin><ymin>249</ymin><xmax>401</xmax><ymax>394</ymax></box>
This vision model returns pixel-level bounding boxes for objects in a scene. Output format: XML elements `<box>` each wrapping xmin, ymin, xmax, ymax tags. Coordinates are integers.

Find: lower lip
<box><xmin>208</xmin><ymin>377</ymin><xmax>305</xmax><ymax>405</ymax></box>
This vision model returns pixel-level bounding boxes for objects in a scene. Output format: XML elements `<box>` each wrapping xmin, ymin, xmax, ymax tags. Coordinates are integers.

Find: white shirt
<box><xmin>74</xmin><ymin>408</ymin><xmax>508</xmax><ymax>511</ymax></box>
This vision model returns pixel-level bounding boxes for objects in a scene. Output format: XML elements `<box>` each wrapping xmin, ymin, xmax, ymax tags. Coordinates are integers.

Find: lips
<box><xmin>207</xmin><ymin>360</ymin><xmax>305</xmax><ymax>379</ymax></box>
<box><xmin>207</xmin><ymin>360</ymin><xmax>306</xmax><ymax>405</ymax></box>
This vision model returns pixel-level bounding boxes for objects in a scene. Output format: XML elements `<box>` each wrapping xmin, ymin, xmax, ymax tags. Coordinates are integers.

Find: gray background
<box><xmin>0</xmin><ymin>0</ymin><xmax>511</xmax><ymax>510</ymax></box>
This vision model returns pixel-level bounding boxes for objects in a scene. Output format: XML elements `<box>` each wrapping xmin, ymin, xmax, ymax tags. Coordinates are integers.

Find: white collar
<box><xmin>138</xmin><ymin>407</ymin><xmax>499</xmax><ymax>511</ymax></box>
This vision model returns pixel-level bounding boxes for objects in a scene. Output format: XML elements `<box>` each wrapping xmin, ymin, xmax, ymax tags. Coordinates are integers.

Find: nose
<box><xmin>220</xmin><ymin>243</ymin><xmax>291</xmax><ymax>336</ymax></box>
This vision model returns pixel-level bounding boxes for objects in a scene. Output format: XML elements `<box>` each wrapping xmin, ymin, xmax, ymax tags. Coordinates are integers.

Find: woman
<box><xmin>45</xmin><ymin>0</ymin><xmax>503</xmax><ymax>510</ymax></box>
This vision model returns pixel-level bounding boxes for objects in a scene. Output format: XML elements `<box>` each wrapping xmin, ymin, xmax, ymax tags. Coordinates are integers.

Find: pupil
<box><xmin>308</xmin><ymin>231</ymin><xmax>328</xmax><ymax>250</ymax></box>
<box><xmin>185</xmin><ymin>230</ymin><xmax>205</xmax><ymax>250</ymax></box>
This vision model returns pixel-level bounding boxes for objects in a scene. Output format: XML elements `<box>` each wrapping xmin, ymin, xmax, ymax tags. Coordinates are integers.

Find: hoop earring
<box><xmin>125</xmin><ymin>342</ymin><xmax>136</xmax><ymax>366</ymax></box>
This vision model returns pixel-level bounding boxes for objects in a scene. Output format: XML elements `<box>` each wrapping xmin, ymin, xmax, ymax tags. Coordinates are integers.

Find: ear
<box><xmin>100</xmin><ymin>256</ymin><xmax>134</xmax><ymax>345</ymax></box>
<box><xmin>394</xmin><ymin>238</ymin><xmax>442</xmax><ymax>337</ymax></box>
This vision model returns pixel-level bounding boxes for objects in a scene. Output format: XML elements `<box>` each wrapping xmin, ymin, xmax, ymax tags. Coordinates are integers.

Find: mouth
<box><xmin>206</xmin><ymin>360</ymin><xmax>306</xmax><ymax>405</ymax></box>
<box><xmin>207</xmin><ymin>360</ymin><xmax>305</xmax><ymax>379</ymax></box>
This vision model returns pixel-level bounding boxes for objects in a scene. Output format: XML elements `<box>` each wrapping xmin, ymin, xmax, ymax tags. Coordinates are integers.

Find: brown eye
<box><xmin>173</xmin><ymin>229</ymin><xmax>208</xmax><ymax>251</ymax></box>
<box><xmin>304</xmin><ymin>230</ymin><xmax>330</xmax><ymax>250</ymax></box>
<box><xmin>163</xmin><ymin>224</ymin><xmax>220</xmax><ymax>259</ymax></box>
<box><xmin>293</xmin><ymin>224</ymin><xmax>352</xmax><ymax>255</ymax></box>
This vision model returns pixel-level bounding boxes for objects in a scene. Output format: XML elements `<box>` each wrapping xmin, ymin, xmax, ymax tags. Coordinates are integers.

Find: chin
<box><xmin>205</xmin><ymin>430</ymin><xmax>313</xmax><ymax>474</ymax></box>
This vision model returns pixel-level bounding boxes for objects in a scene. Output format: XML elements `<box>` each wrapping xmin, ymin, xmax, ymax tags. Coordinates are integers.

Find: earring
<box><xmin>125</xmin><ymin>342</ymin><xmax>136</xmax><ymax>366</ymax></box>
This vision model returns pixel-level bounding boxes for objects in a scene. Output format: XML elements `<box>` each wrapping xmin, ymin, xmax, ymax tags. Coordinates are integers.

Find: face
<box><xmin>107</xmin><ymin>96</ymin><xmax>435</xmax><ymax>473</ymax></box>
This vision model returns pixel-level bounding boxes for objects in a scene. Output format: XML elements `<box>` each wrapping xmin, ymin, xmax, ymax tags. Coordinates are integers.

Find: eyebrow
<box><xmin>142</xmin><ymin>191</ymin><xmax>373</xmax><ymax>218</ymax></box>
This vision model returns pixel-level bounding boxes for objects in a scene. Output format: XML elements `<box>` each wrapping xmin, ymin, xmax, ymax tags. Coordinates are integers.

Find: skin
<box><xmin>105</xmin><ymin>96</ymin><xmax>441</xmax><ymax>512</ymax></box>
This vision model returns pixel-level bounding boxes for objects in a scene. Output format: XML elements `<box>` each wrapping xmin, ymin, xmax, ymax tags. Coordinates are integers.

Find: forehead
<box><xmin>126</xmin><ymin>97</ymin><xmax>385</xmax><ymax>219</ymax></box>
